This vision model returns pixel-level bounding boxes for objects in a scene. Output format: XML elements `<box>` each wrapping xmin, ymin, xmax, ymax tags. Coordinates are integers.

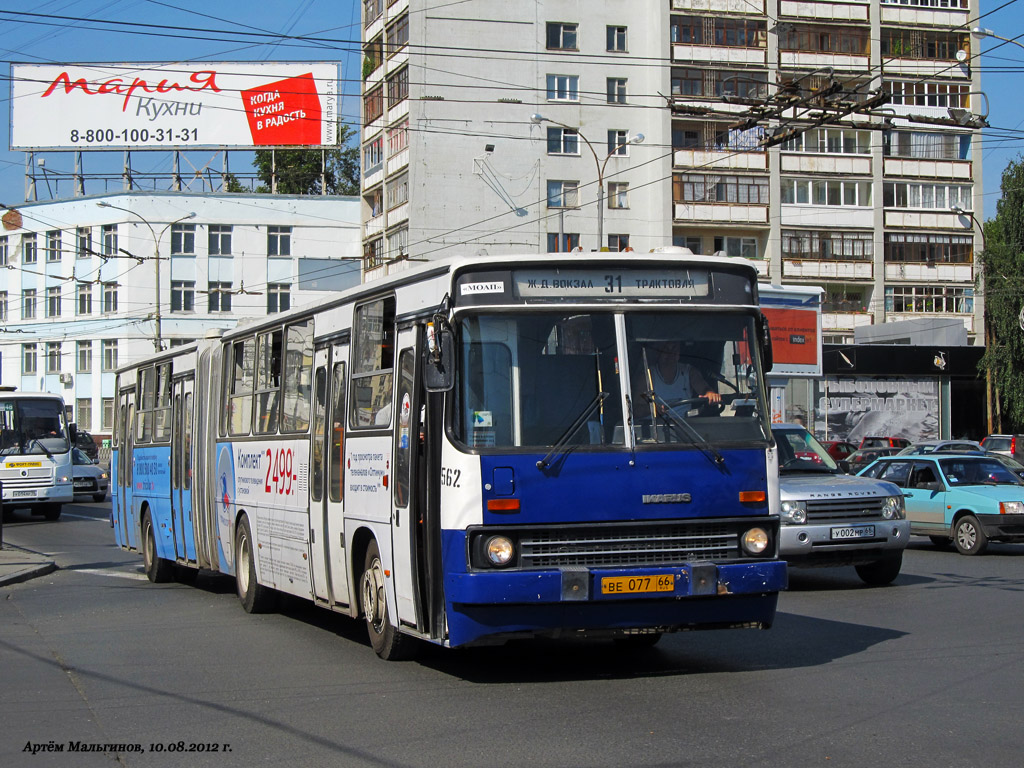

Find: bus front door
<box><xmin>391</xmin><ymin>332</ymin><xmax>421</xmax><ymax>629</ymax></box>
<box><xmin>115</xmin><ymin>389</ymin><xmax>137</xmax><ymax>550</ymax></box>
<box><xmin>171</xmin><ymin>377</ymin><xmax>197</xmax><ymax>563</ymax></box>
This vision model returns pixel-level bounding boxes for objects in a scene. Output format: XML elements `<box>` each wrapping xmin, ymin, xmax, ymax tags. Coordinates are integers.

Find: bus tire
<box><xmin>41</xmin><ymin>503</ymin><xmax>62</xmax><ymax>521</ymax></box>
<box><xmin>235</xmin><ymin>515</ymin><xmax>274</xmax><ymax>613</ymax></box>
<box><xmin>142</xmin><ymin>512</ymin><xmax>174</xmax><ymax>583</ymax></box>
<box><xmin>360</xmin><ymin>540</ymin><xmax>416</xmax><ymax>661</ymax></box>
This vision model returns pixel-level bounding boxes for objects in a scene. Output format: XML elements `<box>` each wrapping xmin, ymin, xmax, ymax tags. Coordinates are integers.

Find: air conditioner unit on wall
<box><xmin>59</xmin><ymin>373</ymin><xmax>72</xmax><ymax>385</ymax></box>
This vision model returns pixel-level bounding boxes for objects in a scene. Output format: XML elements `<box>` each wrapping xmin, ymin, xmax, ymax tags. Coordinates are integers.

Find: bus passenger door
<box><xmin>116</xmin><ymin>390</ymin><xmax>137</xmax><ymax>550</ymax></box>
<box><xmin>171</xmin><ymin>377</ymin><xmax>197</xmax><ymax>563</ymax></box>
<box><xmin>309</xmin><ymin>346</ymin><xmax>331</xmax><ymax>602</ymax></box>
<box><xmin>323</xmin><ymin>345</ymin><xmax>351</xmax><ymax>606</ymax></box>
<box><xmin>391</xmin><ymin>333</ymin><xmax>420</xmax><ymax>626</ymax></box>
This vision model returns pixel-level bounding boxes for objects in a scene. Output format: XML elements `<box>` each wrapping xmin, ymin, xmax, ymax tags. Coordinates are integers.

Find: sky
<box><xmin>1</xmin><ymin>0</ymin><xmax>1023</xmax><ymax>220</ymax></box>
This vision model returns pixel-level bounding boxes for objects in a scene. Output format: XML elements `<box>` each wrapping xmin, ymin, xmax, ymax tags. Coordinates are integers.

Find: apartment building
<box><xmin>360</xmin><ymin>0</ymin><xmax>983</xmax><ymax>346</ymax></box>
<box><xmin>0</xmin><ymin>191</ymin><xmax>360</xmax><ymax>440</ymax></box>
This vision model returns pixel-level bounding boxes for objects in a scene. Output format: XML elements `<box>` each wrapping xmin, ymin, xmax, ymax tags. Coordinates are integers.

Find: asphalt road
<box><xmin>2</xmin><ymin>502</ymin><xmax>1023</xmax><ymax>768</ymax></box>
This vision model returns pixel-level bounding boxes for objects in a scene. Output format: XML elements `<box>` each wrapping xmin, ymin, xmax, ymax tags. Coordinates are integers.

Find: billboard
<box><xmin>759</xmin><ymin>284</ymin><xmax>823</xmax><ymax>377</ymax></box>
<box><xmin>10</xmin><ymin>62</ymin><xmax>339</xmax><ymax>150</ymax></box>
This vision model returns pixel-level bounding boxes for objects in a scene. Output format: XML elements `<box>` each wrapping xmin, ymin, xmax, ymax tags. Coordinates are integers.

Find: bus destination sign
<box><xmin>514</xmin><ymin>269</ymin><xmax>710</xmax><ymax>299</ymax></box>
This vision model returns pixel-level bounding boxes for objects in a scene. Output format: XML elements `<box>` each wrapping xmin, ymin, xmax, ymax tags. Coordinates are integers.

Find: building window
<box><xmin>23</xmin><ymin>344</ymin><xmax>37</xmax><ymax>375</ymax></box>
<box><xmin>885</xmin><ymin>285</ymin><xmax>974</xmax><ymax>314</ymax></box>
<box><xmin>713</xmin><ymin>236</ymin><xmax>758</xmax><ymax>259</ymax></box>
<box><xmin>23</xmin><ymin>234</ymin><xmax>37</xmax><ymax>264</ymax></box>
<box><xmin>102</xmin><ymin>340</ymin><xmax>118</xmax><ymax>372</ymax></box>
<box><xmin>884</xmin><ymin>233</ymin><xmax>972</xmax><ymax>264</ymax></box>
<box><xmin>76</xmin><ymin>227</ymin><xmax>91</xmax><ymax>258</ymax></box>
<box><xmin>547</xmin><ymin>232</ymin><xmax>580</xmax><ymax>252</ymax></box>
<box><xmin>365</xmin><ymin>186</ymin><xmax>383</xmax><ymax>218</ymax></box>
<box><xmin>671</xmin><ymin>67</ymin><xmax>768</xmax><ymax>99</ymax></box>
<box><xmin>546</xmin><ymin>22</ymin><xmax>578</xmax><ymax>51</ymax></box>
<box><xmin>0</xmin><ymin>291</ymin><xmax>6</xmax><ymax>322</ymax></box>
<box><xmin>671</xmin><ymin>16</ymin><xmax>767</xmax><ymax>47</ymax></box>
<box><xmin>45</xmin><ymin>230</ymin><xmax>61</xmax><ymax>262</ymax></box>
<box><xmin>77</xmin><ymin>283</ymin><xmax>92</xmax><ymax>315</ymax></box>
<box><xmin>607</xmin><ymin>234</ymin><xmax>630</xmax><ymax>252</ymax></box>
<box><xmin>77</xmin><ymin>340</ymin><xmax>93</xmax><ymax>372</ymax></box>
<box><xmin>102</xmin><ymin>398</ymin><xmax>114</xmax><ymax>431</ymax></box>
<box><xmin>102</xmin><ymin>283</ymin><xmax>118</xmax><ymax>313</ymax></box>
<box><xmin>547</xmin><ymin>180</ymin><xmax>580</xmax><ymax>208</ymax></box>
<box><xmin>0</xmin><ymin>236</ymin><xmax>7</xmax><ymax>266</ymax></box>
<box><xmin>607</xmin><ymin>25</ymin><xmax>627</xmax><ymax>52</ymax></box>
<box><xmin>782</xmin><ymin>230</ymin><xmax>873</xmax><ymax>261</ymax></box>
<box><xmin>673</xmin><ymin>235</ymin><xmax>703</xmax><ymax>252</ymax></box>
<box><xmin>780</xmin><ymin>178</ymin><xmax>872</xmax><ymax>207</ymax></box>
<box><xmin>674</xmin><ymin>173</ymin><xmax>770</xmax><ymax>204</ymax></box>
<box><xmin>363</xmin><ymin>134</ymin><xmax>383</xmax><ymax>175</ymax></box>
<box><xmin>102</xmin><ymin>225</ymin><xmax>117</xmax><ymax>257</ymax></box>
<box><xmin>364</xmin><ymin>84</ymin><xmax>383</xmax><ymax>125</ymax></box>
<box><xmin>267</xmin><ymin>283</ymin><xmax>291</xmax><ymax>314</ymax></box>
<box><xmin>547</xmin><ymin>126</ymin><xmax>579</xmax><ymax>155</ymax></box>
<box><xmin>46</xmin><ymin>286</ymin><xmax>61</xmax><ymax>318</ymax></box>
<box><xmin>385</xmin><ymin>13</ymin><xmax>409</xmax><ymax>56</ymax></box>
<box><xmin>884</xmin><ymin>131</ymin><xmax>970</xmax><ymax>161</ymax></box>
<box><xmin>386</xmin><ymin>66</ymin><xmax>408</xmax><ymax>106</ymax></box>
<box><xmin>364</xmin><ymin>34</ymin><xmax>383</xmax><ymax>77</ymax></box>
<box><xmin>781</xmin><ymin>24</ymin><xmax>869</xmax><ymax>55</ymax></box>
<box><xmin>546</xmin><ymin>74</ymin><xmax>579</xmax><ymax>102</ymax></box>
<box><xmin>881</xmin><ymin>29</ymin><xmax>968</xmax><ymax>60</ymax></box>
<box><xmin>364</xmin><ymin>237</ymin><xmax>384</xmax><ymax>269</ymax></box>
<box><xmin>886</xmin><ymin>79</ymin><xmax>972</xmax><ymax>109</ymax></box>
<box><xmin>882</xmin><ymin>182</ymin><xmax>972</xmax><ymax>210</ymax></box>
<box><xmin>171</xmin><ymin>223</ymin><xmax>196</xmax><ymax>255</ymax></box>
<box><xmin>781</xmin><ymin>127</ymin><xmax>871</xmax><ymax>155</ymax></box>
<box><xmin>608</xmin><ymin>182</ymin><xmax>629</xmax><ymax>209</ymax></box>
<box><xmin>208</xmin><ymin>225</ymin><xmax>232</xmax><ymax>256</ymax></box>
<box><xmin>387</xmin><ymin>173</ymin><xmax>409</xmax><ymax>210</ymax></box>
<box><xmin>171</xmin><ymin>281</ymin><xmax>195</xmax><ymax>312</ymax></box>
<box><xmin>387</xmin><ymin>225</ymin><xmax>408</xmax><ymax>259</ymax></box>
<box><xmin>46</xmin><ymin>342</ymin><xmax>61</xmax><ymax>374</ymax></box>
<box><xmin>607</xmin><ymin>78</ymin><xmax>627</xmax><ymax>104</ymax></box>
<box><xmin>387</xmin><ymin>120</ymin><xmax>408</xmax><ymax>154</ymax></box>
<box><xmin>208</xmin><ymin>282</ymin><xmax>232</xmax><ymax>312</ymax></box>
<box><xmin>607</xmin><ymin>129</ymin><xmax>631</xmax><ymax>156</ymax></box>
<box><xmin>268</xmin><ymin>226</ymin><xmax>291</xmax><ymax>256</ymax></box>
<box><xmin>76</xmin><ymin>399</ymin><xmax>93</xmax><ymax>431</ymax></box>
<box><xmin>22</xmin><ymin>289</ymin><xmax>36</xmax><ymax>320</ymax></box>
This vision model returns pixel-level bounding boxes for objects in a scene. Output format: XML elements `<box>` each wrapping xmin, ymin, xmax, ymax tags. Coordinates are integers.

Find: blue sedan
<box><xmin>858</xmin><ymin>453</ymin><xmax>1024</xmax><ymax>555</ymax></box>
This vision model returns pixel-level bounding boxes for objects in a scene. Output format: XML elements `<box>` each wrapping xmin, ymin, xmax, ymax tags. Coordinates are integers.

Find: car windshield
<box><xmin>773</xmin><ymin>427</ymin><xmax>839</xmax><ymax>473</ymax></box>
<box><xmin>0</xmin><ymin>398</ymin><xmax>71</xmax><ymax>456</ymax></box>
<box><xmin>938</xmin><ymin>457</ymin><xmax>1024</xmax><ymax>487</ymax></box>
<box><xmin>454</xmin><ymin>310</ymin><xmax>770</xmax><ymax>450</ymax></box>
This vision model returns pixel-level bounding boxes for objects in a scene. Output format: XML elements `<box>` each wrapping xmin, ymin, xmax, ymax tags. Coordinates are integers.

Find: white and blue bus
<box><xmin>0</xmin><ymin>388</ymin><xmax>75</xmax><ymax>520</ymax></box>
<box><xmin>112</xmin><ymin>251</ymin><xmax>785</xmax><ymax>658</ymax></box>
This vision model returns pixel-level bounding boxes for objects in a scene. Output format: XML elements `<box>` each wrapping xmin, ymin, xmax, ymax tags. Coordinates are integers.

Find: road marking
<box><xmin>62</xmin><ymin>512</ymin><xmax>108</xmax><ymax>521</ymax></box>
<box><xmin>75</xmin><ymin>568</ymin><xmax>150</xmax><ymax>582</ymax></box>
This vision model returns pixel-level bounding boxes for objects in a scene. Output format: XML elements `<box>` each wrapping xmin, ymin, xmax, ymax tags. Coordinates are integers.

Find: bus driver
<box><xmin>645</xmin><ymin>340</ymin><xmax>721</xmax><ymax>408</ymax></box>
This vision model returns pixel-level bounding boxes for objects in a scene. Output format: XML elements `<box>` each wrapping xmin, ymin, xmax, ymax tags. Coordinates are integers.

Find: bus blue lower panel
<box><xmin>441</xmin><ymin>530</ymin><xmax>786</xmax><ymax>647</ymax></box>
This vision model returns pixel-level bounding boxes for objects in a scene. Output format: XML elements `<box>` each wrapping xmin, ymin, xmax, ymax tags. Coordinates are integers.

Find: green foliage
<box><xmin>252</xmin><ymin>123</ymin><xmax>360</xmax><ymax>196</ymax></box>
<box><xmin>979</xmin><ymin>156</ymin><xmax>1024</xmax><ymax>430</ymax></box>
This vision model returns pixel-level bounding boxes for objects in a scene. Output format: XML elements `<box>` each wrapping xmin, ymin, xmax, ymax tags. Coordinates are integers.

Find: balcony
<box><xmin>672</xmin><ymin>44</ymin><xmax>766</xmax><ymax>67</ymax></box>
<box><xmin>782</xmin><ymin>205</ymin><xmax>874</xmax><ymax>228</ymax></box>
<box><xmin>675</xmin><ymin>149</ymin><xmax>767</xmax><ymax>171</ymax></box>
<box><xmin>674</xmin><ymin>203</ymin><xmax>768</xmax><ymax>224</ymax></box>
<box><xmin>781</xmin><ymin>154</ymin><xmax>871</xmax><ymax>175</ymax></box>
<box><xmin>823</xmin><ymin>311</ymin><xmax>873</xmax><ymax>331</ymax></box>
<box><xmin>779</xmin><ymin>0</ymin><xmax>869</xmax><ymax>22</ymax></box>
<box><xmin>780</xmin><ymin>51</ymin><xmax>869</xmax><ymax>72</ymax></box>
<box><xmin>883</xmin><ymin>210</ymin><xmax>966</xmax><ymax>229</ymax></box>
<box><xmin>783</xmin><ymin>259</ymin><xmax>873</xmax><ymax>280</ymax></box>
<box><xmin>883</xmin><ymin>158</ymin><xmax>972</xmax><ymax>180</ymax></box>
<box><xmin>884</xmin><ymin>261</ymin><xmax>973</xmax><ymax>283</ymax></box>
<box><xmin>671</xmin><ymin>0</ymin><xmax>764</xmax><ymax>12</ymax></box>
<box><xmin>880</xmin><ymin>3</ymin><xmax>969</xmax><ymax>29</ymax></box>
<box><xmin>365</xmin><ymin>213</ymin><xmax>384</xmax><ymax>237</ymax></box>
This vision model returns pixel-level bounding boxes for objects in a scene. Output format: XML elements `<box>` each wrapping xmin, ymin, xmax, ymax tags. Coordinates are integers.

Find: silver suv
<box><xmin>772</xmin><ymin>425</ymin><xmax>910</xmax><ymax>586</ymax></box>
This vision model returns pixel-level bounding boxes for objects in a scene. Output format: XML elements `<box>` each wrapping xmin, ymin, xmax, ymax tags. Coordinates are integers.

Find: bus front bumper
<box><xmin>2</xmin><ymin>483</ymin><xmax>74</xmax><ymax>505</ymax></box>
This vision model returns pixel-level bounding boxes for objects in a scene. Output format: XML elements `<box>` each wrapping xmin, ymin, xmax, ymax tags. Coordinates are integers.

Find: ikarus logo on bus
<box><xmin>216</xmin><ymin>444</ymin><xmax>236</xmax><ymax>568</ymax></box>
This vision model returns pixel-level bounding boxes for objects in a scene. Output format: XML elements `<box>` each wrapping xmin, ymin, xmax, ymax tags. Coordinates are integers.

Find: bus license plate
<box><xmin>601</xmin><ymin>574</ymin><xmax>674</xmax><ymax>595</ymax></box>
<box><xmin>12</xmin><ymin>490</ymin><xmax>35</xmax><ymax>497</ymax></box>
<box><xmin>831</xmin><ymin>525</ymin><xmax>875</xmax><ymax>540</ymax></box>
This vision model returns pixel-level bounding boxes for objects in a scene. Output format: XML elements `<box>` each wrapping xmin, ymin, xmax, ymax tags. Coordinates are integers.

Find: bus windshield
<box><xmin>0</xmin><ymin>398</ymin><xmax>70</xmax><ymax>456</ymax></box>
<box><xmin>455</xmin><ymin>310</ymin><xmax>769</xmax><ymax>450</ymax></box>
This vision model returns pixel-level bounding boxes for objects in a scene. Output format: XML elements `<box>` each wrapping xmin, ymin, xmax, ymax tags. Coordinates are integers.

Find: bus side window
<box><xmin>228</xmin><ymin>338</ymin><xmax>255</xmax><ymax>436</ymax></box>
<box><xmin>255</xmin><ymin>329</ymin><xmax>283</xmax><ymax>434</ymax></box>
<box><xmin>329</xmin><ymin>361</ymin><xmax>346</xmax><ymax>502</ymax></box>
<box><xmin>282</xmin><ymin>320</ymin><xmax>314</xmax><ymax>433</ymax></box>
<box><xmin>350</xmin><ymin>297</ymin><xmax>396</xmax><ymax>429</ymax></box>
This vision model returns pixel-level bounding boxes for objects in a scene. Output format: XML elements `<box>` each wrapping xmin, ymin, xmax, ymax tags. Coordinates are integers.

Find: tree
<box><xmin>978</xmin><ymin>156</ymin><xmax>1024</xmax><ymax>431</ymax></box>
<box><xmin>252</xmin><ymin>123</ymin><xmax>360</xmax><ymax>195</ymax></box>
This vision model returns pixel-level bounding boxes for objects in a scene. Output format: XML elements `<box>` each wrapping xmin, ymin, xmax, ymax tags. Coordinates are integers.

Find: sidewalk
<box><xmin>0</xmin><ymin>541</ymin><xmax>57</xmax><ymax>586</ymax></box>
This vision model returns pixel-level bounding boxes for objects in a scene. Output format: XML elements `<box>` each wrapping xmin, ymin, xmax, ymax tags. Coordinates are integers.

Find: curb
<box><xmin>0</xmin><ymin>560</ymin><xmax>58</xmax><ymax>587</ymax></box>
<box><xmin>0</xmin><ymin>543</ymin><xmax>59</xmax><ymax>587</ymax></box>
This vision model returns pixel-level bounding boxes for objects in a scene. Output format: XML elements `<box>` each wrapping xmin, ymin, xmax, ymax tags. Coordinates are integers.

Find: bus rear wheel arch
<box><xmin>141</xmin><ymin>509</ymin><xmax>174</xmax><ymax>583</ymax></box>
<box><xmin>360</xmin><ymin>539</ymin><xmax>416</xmax><ymax>661</ymax></box>
<box><xmin>234</xmin><ymin>513</ymin><xmax>275</xmax><ymax>613</ymax></box>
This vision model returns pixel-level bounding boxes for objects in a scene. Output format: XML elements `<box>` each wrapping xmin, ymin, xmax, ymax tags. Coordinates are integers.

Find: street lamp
<box><xmin>96</xmin><ymin>202</ymin><xmax>197</xmax><ymax>351</ymax></box>
<box><xmin>530</xmin><ymin>113</ymin><xmax>644</xmax><ymax>250</ymax></box>
<box><xmin>971</xmin><ymin>27</ymin><xmax>1024</xmax><ymax>52</ymax></box>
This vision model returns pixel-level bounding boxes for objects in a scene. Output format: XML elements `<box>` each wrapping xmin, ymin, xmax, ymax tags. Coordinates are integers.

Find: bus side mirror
<box><xmin>423</xmin><ymin>327</ymin><xmax>455</xmax><ymax>392</ymax></box>
<box><xmin>758</xmin><ymin>313</ymin><xmax>773</xmax><ymax>372</ymax></box>
<box><xmin>68</xmin><ymin>422</ymin><xmax>78</xmax><ymax>442</ymax></box>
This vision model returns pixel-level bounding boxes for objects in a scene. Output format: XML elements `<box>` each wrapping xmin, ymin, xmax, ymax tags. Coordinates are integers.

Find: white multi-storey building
<box><xmin>0</xmin><ymin>191</ymin><xmax>360</xmax><ymax>441</ymax></box>
<box><xmin>360</xmin><ymin>0</ymin><xmax>983</xmax><ymax>344</ymax></box>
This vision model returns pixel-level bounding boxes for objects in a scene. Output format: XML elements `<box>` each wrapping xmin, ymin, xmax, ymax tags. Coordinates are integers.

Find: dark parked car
<box><xmin>980</xmin><ymin>434</ymin><xmax>1024</xmax><ymax>462</ymax></box>
<box><xmin>896</xmin><ymin>440</ymin><xmax>983</xmax><ymax>456</ymax></box>
<box><xmin>859</xmin><ymin>436</ymin><xmax>911</xmax><ymax>450</ymax></box>
<box><xmin>74</xmin><ymin>429</ymin><xmax>99</xmax><ymax>461</ymax></box>
<box><xmin>846</xmin><ymin>446</ymin><xmax>903</xmax><ymax>474</ymax></box>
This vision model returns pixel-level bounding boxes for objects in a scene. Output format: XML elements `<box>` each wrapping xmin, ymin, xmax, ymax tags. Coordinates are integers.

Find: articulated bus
<box><xmin>112</xmin><ymin>251</ymin><xmax>786</xmax><ymax>659</ymax></box>
<box><xmin>0</xmin><ymin>388</ymin><xmax>75</xmax><ymax>520</ymax></box>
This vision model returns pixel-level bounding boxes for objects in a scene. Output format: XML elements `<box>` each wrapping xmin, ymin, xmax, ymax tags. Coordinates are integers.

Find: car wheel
<box><xmin>41</xmin><ymin>503</ymin><xmax>62</xmax><ymax>521</ymax></box>
<box><xmin>360</xmin><ymin>540</ymin><xmax>416</xmax><ymax>660</ymax></box>
<box><xmin>954</xmin><ymin>515</ymin><xmax>988</xmax><ymax>555</ymax></box>
<box><xmin>142</xmin><ymin>512</ymin><xmax>174</xmax><ymax>583</ymax></box>
<box><xmin>93</xmin><ymin>493</ymin><xmax>106</xmax><ymax>503</ymax></box>
<box><xmin>235</xmin><ymin>514</ymin><xmax>274</xmax><ymax>613</ymax></box>
<box><xmin>854</xmin><ymin>551</ymin><xmax>903</xmax><ymax>586</ymax></box>
<box><xmin>928</xmin><ymin>535</ymin><xmax>953</xmax><ymax>550</ymax></box>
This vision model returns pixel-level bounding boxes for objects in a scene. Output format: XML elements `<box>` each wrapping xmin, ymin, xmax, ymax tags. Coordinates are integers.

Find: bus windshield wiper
<box><xmin>30</xmin><ymin>438</ymin><xmax>54</xmax><ymax>458</ymax></box>
<box><xmin>642</xmin><ymin>391</ymin><xmax>725</xmax><ymax>468</ymax></box>
<box><xmin>536</xmin><ymin>391</ymin><xmax>609</xmax><ymax>470</ymax></box>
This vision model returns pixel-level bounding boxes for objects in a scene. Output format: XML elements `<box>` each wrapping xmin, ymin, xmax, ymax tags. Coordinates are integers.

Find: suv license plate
<box><xmin>831</xmin><ymin>524</ymin><xmax>875</xmax><ymax>540</ymax></box>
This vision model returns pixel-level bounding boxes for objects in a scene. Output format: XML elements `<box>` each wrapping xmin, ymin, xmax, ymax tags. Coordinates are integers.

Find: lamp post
<box><xmin>96</xmin><ymin>202</ymin><xmax>197</xmax><ymax>351</ymax></box>
<box><xmin>971</xmin><ymin>26</ymin><xmax>1024</xmax><ymax>52</ymax></box>
<box><xmin>530</xmin><ymin>114</ymin><xmax>644</xmax><ymax>251</ymax></box>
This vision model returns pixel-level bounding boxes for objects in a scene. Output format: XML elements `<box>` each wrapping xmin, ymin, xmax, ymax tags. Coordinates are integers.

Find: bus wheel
<box><xmin>360</xmin><ymin>540</ymin><xmax>415</xmax><ymax>661</ymax></box>
<box><xmin>142</xmin><ymin>512</ymin><xmax>174</xmax><ymax>583</ymax></box>
<box><xmin>235</xmin><ymin>515</ymin><xmax>274</xmax><ymax>613</ymax></box>
<box><xmin>41</xmin><ymin>503</ymin><xmax>62</xmax><ymax>521</ymax></box>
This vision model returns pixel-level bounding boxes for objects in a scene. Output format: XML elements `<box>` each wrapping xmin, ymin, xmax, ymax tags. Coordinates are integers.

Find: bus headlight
<box><xmin>58</xmin><ymin>474</ymin><xmax>71</xmax><ymax>484</ymax></box>
<box><xmin>881</xmin><ymin>496</ymin><xmax>905</xmax><ymax>520</ymax></box>
<box><xmin>780</xmin><ymin>500</ymin><xmax>806</xmax><ymax>524</ymax></box>
<box><xmin>485</xmin><ymin>535</ymin><xmax>515</xmax><ymax>566</ymax></box>
<box><xmin>741</xmin><ymin>527</ymin><xmax>770</xmax><ymax>556</ymax></box>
